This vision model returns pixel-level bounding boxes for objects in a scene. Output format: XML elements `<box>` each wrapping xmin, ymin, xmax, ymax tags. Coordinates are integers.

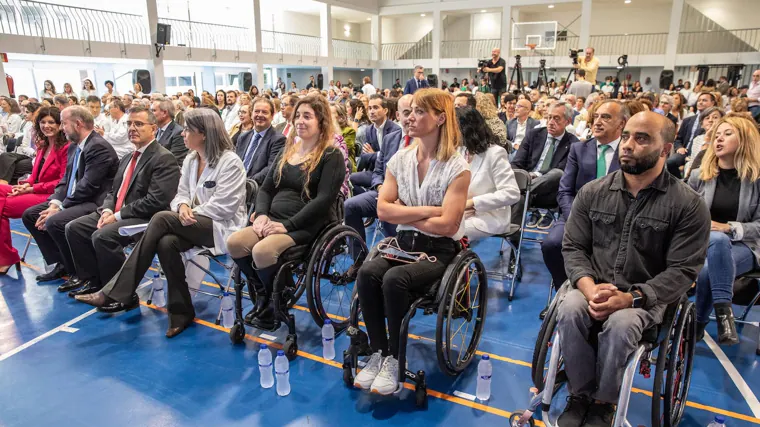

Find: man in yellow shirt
<box><xmin>575</xmin><ymin>47</ymin><xmax>600</xmax><ymax>87</ymax></box>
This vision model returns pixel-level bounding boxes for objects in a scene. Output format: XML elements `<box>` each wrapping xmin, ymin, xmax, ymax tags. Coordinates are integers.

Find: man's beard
<box><xmin>620</xmin><ymin>149</ymin><xmax>661</xmax><ymax>175</ymax></box>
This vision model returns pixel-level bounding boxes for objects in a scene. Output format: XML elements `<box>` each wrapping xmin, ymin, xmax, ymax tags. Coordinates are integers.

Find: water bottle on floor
<box><xmin>151</xmin><ymin>273</ymin><xmax>166</xmax><ymax>308</ymax></box>
<box><xmin>322</xmin><ymin>319</ymin><xmax>335</xmax><ymax>360</ymax></box>
<box><xmin>275</xmin><ymin>350</ymin><xmax>291</xmax><ymax>396</ymax></box>
<box><xmin>707</xmin><ymin>415</ymin><xmax>726</xmax><ymax>427</ymax></box>
<box><xmin>476</xmin><ymin>354</ymin><xmax>492</xmax><ymax>401</ymax></box>
<box><xmin>258</xmin><ymin>344</ymin><xmax>274</xmax><ymax>389</ymax></box>
<box><xmin>221</xmin><ymin>292</ymin><xmax>234</xmax><ymax>329</ymax></box>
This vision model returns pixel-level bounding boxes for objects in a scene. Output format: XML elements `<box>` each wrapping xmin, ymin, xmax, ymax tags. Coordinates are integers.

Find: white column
<box><xmin>321</xmin><ymin>66</ymin><xmax>333</xmax><ymax>89</ymax></box>
<box><xmin>0</xmin><ymin>60</ymin><xmax>9</xmax><ymax>97</ymax></box>
<box><xmin>432</xmin><ymin>10</ymin><xmax>441</xmax><ymax>78</ymax></box>
<box><xmin>253</xmin><ymin>0</ymin><xmax>262</xmax><ymax>54</ymax></box>
<box><xmin>579</xmin><ymin>0</ymin><xmax>592</xmax><ymax>50</ymax></box>
<box><xmin>664</xmin><ymin>0</ymin><xmax>684</xmax><ymax>70</ymax></box>
<box><xmin>371</xmin><ymin>16</ymin><xmax>381</xmax><ymax>61</ymax></box>
<box><xmin>145</xmin><ymin>0</ymin><xmax>166</xmax><ymax>94</ymax></box>
<box><xmin>501</xmin><ymin>6</ymin><xmax>512</xmax><ymax>68</ymax></box>
<box><xmin>320</xmin><ymin>3</ymin><xmax>333</xmax><ymax>58</ymax></box>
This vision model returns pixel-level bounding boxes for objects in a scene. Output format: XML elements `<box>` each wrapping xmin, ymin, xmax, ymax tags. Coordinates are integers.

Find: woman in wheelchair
<box><xmin>353</xmin><ymin>88</ymin><xmax>470</xmax><ymax>395</ymax></box>
<box><xmin>455</xmin><ymin>106</ymin><xmax>519</xmax><ymax>241</ymax></box>
<box><xmin>688</xmin><ymin>114</ymin><xmax>760</xmax><ymax>345</ymax></box>
<box><xmin>227</xmin><ymin>94</ymin><xmax>346</xmax><ymax>330</ymax></box>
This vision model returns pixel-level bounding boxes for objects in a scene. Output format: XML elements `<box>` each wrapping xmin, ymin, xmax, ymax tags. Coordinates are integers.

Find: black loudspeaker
<box><xmin>156</xmin><ymin>23</ymin><xmax>171</xmax><ymax>45</ymax></box>
<box><xmin>727</xmin><ymin>65</ymin><xmax>744</xmax><ymax>87</ymax></box>
<box><xmin>427</xmin><ymin>74</ymin><xmax>438</xmax><ymax>88</ymax></box>
<box><xmin>317</xmin><ymin>73</ymin><xmax>324</xmax><ymax>90</ymax></box>
<box><xmin>697</xmin><ymin>66</ymin><xmax>709</xmax><ymax>84</ymax></box>
<box><xmin>659</xmin><ymin>70</ymin><xmax>674</xmax><ymax>89</ymax></box>
<box><xmin>132</xmin><ymin>69</ymin><xmax>151</xmax><ymax>94</ymax></box>
<box><xmin>239</xmin><ymin>72</ymin><xmax>252</xmax><ymax>92</ymax></box>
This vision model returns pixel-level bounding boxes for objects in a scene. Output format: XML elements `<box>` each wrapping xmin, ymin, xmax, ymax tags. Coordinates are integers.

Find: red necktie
<box><xmin>404</xmin><ymin>135</ymin><xmax>411</xmax><ymax>147</ymax></box>
<box><xmin>284</xmin><ymin>123</ymin><xmax>291</xmax><ymax>137</ymax></box>
<box><xmin>115</xmin><ymin>151</ymin><xmax>141</xmax><ymax>212</ymax></box>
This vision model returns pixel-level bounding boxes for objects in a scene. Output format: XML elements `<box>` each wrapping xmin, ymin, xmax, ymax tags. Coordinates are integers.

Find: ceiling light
<box><xmin>548</xmin><ymin>4</ymin><xmax>555</xmax><ymax>8</ymax></box>
<box><xmin>481</xmin><ymin>10</ymin><xmax>487</xmax><ymax>13</ymax></box>
<box><xmin>420</xmin><ymin>13</ymin><xmax>426</xmax><ymax>17</ymax></box>
<box><xmin>366</xmin><ymin>17</ymin><xmax>371</xmax><ymax>21</ymax></box>
<box><xmin>361</xmin><ymin>69</ymin><xmax>365</xmax><ymax>71</ymax></box>
<box><xmin>624</xmin><ymin>0</ymin><xmax>631</xmax><ymax>3</ymax></box>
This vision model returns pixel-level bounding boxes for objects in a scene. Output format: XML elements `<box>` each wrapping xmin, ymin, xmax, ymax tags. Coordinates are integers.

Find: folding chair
<box><xmin>712</xmin><ymin>269</ymin><xmax>760</xmax><ymax>355</ymax></box>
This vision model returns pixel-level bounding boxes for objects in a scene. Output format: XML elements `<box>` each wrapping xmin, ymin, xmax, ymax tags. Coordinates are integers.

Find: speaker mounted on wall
<box><xmin>154</xmin><ymin>23</ymin><xmax>171</xmax><ymax>57</ymax></box>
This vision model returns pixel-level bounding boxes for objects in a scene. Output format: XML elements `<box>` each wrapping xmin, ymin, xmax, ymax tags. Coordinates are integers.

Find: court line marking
<box><xmin>0</xmin><ymin>308</ymin><xmax>98</xmax><ymax>362</ymax></box>
<box><xmin>704</xmin><ymin>333</ymin><xmax>760</xmax><ymax>418</ymax></box>
<box><xmin>10</xmin><ymin>230</ymin><xmax>760</xmax><ymax>424</ymax></box>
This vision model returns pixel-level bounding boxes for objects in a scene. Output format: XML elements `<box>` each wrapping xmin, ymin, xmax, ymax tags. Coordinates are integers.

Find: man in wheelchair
<box><xmin>557</xmin><ymin>112</ymin><xmax>710</xmax><ymax>426</ymax></box>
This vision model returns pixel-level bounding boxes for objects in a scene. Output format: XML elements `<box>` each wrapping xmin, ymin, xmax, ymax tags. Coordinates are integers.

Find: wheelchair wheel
<box><xmin>531</xmin><ymin>289</ymin><xmax>563</xmax><ymax>391</ymax></box>
<box><xmin>285</xmin><ymin>263</ymin><xmax>307</xmax><ymax>308</ymax></box>
<box><xmin>663</xmin><ymin>301</ymin><xmax>696</xmax><ymax>427</ymax></box>
<box><xmin>306</xmin><ymin>225</ymin><xmax>368</xmax><ymax>330</ymax></box>
<box><xmin>435</xmin><ymin>250</ymin><xmax>488</xmax><ymax>376</ymax></box>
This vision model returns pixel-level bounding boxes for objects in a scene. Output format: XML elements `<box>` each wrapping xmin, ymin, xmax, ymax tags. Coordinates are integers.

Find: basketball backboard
<box><xmin>512</xmin><ymin>21</ymin><xmax>558</xmax><ymax>51</ymax></box>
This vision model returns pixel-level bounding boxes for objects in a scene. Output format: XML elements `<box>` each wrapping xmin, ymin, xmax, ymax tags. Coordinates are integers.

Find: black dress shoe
<box><xmin>68</xmin><ymin>281</ymin><xmax>101</xmax><ymax>298</ymax></box>
<box><xmin>58</xmin><ymin>276</ymin><xmax>85</xmax><ymax>293</ymax></box>
<box><xmin>97</xmin><ymin>294</ymin><xmax>140</xmax><ymax>314</ymax></box>
<box><xmin>244</xmin><ymin>292</ymin><xmax>269</xmax><ymax>325</ymax></box>
<box><xmin>539</xmin><ymin>306</ymin><xmax>549</xmax><ymax>320</ymax></box>
<box><xmin>37</xmin><ymin>263</ymin><xmax>67</xmax><ymax>282</ymax></box>
<box><xmin>695</xmin><ymin>321</ymin><xmax>708</xmax><ymax>342</ymax></box>
<box><xmin>251</xmin><ymin>305</ymin><xmax>277</xmax><ymax>331</ymax></box>
<box><xmin>715</xmin><ymin>304</ymin><xmax>739</xmax><ymax>346</ymax></box>
<box><xmin>557</xmin><ymin>395</ymin><xmax>592</xmax><ymax>427</ymax></box>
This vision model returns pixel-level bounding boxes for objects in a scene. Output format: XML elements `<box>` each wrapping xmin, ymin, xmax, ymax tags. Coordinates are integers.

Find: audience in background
<box><xmin>99</xmin><ymin>99</ymin><xmax>133</xmax><ymax>160</ymax></box>
<box><xmin>236</xmin><ymin>98</ymin><xmax>286</xmax><ymax>185</ymax></box>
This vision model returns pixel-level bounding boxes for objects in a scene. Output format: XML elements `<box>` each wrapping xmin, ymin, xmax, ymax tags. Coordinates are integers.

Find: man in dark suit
<box><xmin>511</xmin><ymin>102</ymin><xmax>579</xmax><ymax>229</ymax></box>
<box><xmin>541</xmin><ymin>100</ymin><xmax>626</xmax><ymax>292</ymax></box>
<box><xmin>22</xmin><ymin>106</ymin><xmax>119</xmax><ymax>285</ymax></box>
<box><xmin>506</xmin><ymin>99</ymin><xmax>538</xmax><ymax>152</ymax></box>
<box><xmin>667</xmin><ymin>91</ymin><xmax>716</xmax><ymax>177</ymax></box>
<box><xmin>352</xmin><ymin>95</ymin><xmax>401</xmax><ymax>193</ymax></box>
<box><xmin>403</xmin><ymin>65</ymin><xmax>429</xmax><ymax>95</ymax></box>
<box><xmin>151</xmin><ymin>98</ymin><xmax>188</xmax><ymax>165</ymax></box>
<box><xmin>236</xmin><ymin>98</ymin><xmax>286</xmax><ymax>185</ymax></box>
<box><xmin>273</xmin><ymin>95</ymin><xmax>296</xmax><ymax>138</ymax></box>
<box><xmin>63</xmin><ymin>106</ymin><xmax>181</xmax><ymax>300</ymax></box>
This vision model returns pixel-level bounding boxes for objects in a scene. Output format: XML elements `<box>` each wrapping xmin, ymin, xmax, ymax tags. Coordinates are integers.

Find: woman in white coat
<box><xmin>97</xmin><ymin>108</ymin><xmax>247</xmax><ymax>338</ymax></box>
<box><xmin>457</xmin><ymin>107</ymin><xmax>520</xmax><ymax>241</ymax></box>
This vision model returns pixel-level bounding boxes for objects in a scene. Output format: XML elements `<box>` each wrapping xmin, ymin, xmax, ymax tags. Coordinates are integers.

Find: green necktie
<box><xmin>597</xmin><ymin>144</ymin><xmax>611</xmax><ymax>178</ymax></box>
<box><xmin>538</xmin><ymin>137</ymin><xmax>557</xmax><ymax>174</ymax></box>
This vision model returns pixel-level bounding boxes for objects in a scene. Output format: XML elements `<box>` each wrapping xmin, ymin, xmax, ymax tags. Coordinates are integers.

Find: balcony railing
<box><xmin>381</xmin><ymin>41</ymin><xmax>432</xmax><ymax>60</ymax></box>
<box><xmin>589</xmin><ymin>33</ymin><xmax>668</xmax><ymax>55</ymax></box>
<box><xmin>677</xmin><ymin>28</ymin><xmax>760</xmax><ymax>54</ymax></box>
<box><xmin>440</xmin><ymin>39</ymin><xmax>499</xmax><ymax>59</ymax></box>
<box><xmin>261</xmin><ymin>30</ymin><xmax>320</xmax><ymax>57</ymax></box>
<box><xmin>332</xmin><ymin>39</ymin><xmax>374</xmax><ymax>60</ymax></box>
<box><xmin>158</xmin><ymin>18</ymin><xmax>253</xmax><ymax>52</ymax></box>
<box><xmin>0</xmin><ymin>0</ymin><xmax>148</xmax><ymax>44</ymax></box>
<box><xmin>509</xmin><ymin>36</ymin><xmax>580</xmax><ymax>58</ymax></box>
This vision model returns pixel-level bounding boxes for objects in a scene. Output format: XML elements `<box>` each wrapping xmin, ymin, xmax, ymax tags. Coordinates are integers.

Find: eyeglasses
<box><xmin>126</xmin><ymin>121</ymin><xmax>151</xmax><ymax>128</ymax></box>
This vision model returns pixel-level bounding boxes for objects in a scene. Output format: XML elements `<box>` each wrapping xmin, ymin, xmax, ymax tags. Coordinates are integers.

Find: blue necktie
<box><xmin>67</xmin><ymin>145</ymin><xmax>82</xmax><ymax>198</ymax></box>
<box><xmin>243</xmin><ymin>133</ymin><xmax>262</xmax><ymax>171</ymax></box>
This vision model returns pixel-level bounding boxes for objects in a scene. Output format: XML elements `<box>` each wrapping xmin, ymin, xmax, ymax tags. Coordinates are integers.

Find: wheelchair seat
<box><xmin>280</xmin><ymin>245</ymin><xmax>310</xmax><ymax>263</ymax></box>
<box><xmin>411</xmin><ymin>279</ymin><xmax>443</xmax><ymax>314</ymax></box>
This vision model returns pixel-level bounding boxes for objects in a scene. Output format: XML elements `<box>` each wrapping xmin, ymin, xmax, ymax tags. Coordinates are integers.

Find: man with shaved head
<box><xmin>555</xmin><ymin>112</ymin><xmax>710</xmax><ymax>427</ymax></box>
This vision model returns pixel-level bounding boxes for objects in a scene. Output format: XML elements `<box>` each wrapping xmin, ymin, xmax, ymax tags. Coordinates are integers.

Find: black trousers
<box><xmin>356</xmin><ymin>231</ymin><xmax>457</xmax><ymax>358</ymax></box>
<box><xmin>65</xmin><ymin>211</ymin><xmax>147</xmax><ymax>287</ymax></box>
<box><xmin>22</xmin><ymin>201</ymin><xmax>98</xmax><ymax>273</ymax></box>
<box><xmin>0</xmin><ymin>152</ymin><xmax>32</xmax><ymax>184</ymax></box>
<box><xmin>510</xmin><ymin>168</ymin><xmax>563</xmax><ymax>224</ymax></box>
<box><xmin>490</xmin><ymin>87</ymin><xmax>505</xmax><ymax>106</ymax></box>
<box><xmin>541</xmin><ymin>220</ymin><xmax>567</xmax><ymax>289</ymax></box>
<box><xmin>102</xmin><ymin>211</ymin><xmax>215</xmax><ymax>328</ymax></box>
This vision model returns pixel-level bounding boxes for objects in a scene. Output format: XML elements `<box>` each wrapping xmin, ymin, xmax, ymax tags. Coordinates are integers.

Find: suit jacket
<box><xmin>20</xmin><ymin>143</ymin><xmax>70</xmax><ymax>195</ymax></box>
<box><xmin>51</xmin><ymin>132</ymin><xmax>119</xmax><ymax>209</ymax></box>
<box><xmin>370</xmin><ymin>128</ymin><xmax>403</xmax><ymax>188</ymax></box>
<box><xmin>674</xmin><ymin>114</ymin><xmax>699</xmax><ymax>151</ymax></box>
<box><xmin>557</xmin><ymin>138</ymin><xmax>620</xmax><ymax>221</ymax></box>
<box><xmin>100</xmin><ymin>140</ymin><xmax>181</xmax><ymax>220</ymax></box>
<box><xmin>506</xmin><ymin>117</ymin><xmax>538</xmax><ymax>142</ymax></box>
<box><xmin>689</xmin><ymin>171</ymin><xmax>760</xmax><ymax>263</ymax></box>
<box><xmin>235</xmin><ymin>127</ymin><xmax>287</xmax><ymax>185</ymax></box>
<box><xmin>358</xmin><ymin>120</ymin><xmax>402</xmax><ymax>171</ymax></box>
<box><xmin>466</xmin><ymin>145</ymin><xmax>520</xmax><ymax>235</ymax></box>
<box><xmin>403</xmin><ymin>78</ymin><xmax>429</xmax><ymax>95</ymax></box>
<box><xmin>274</xmin><ymin>121</ymin><xmax>293</xmax><ymax>137</ymax></box>
<box><xmin>157</xmin><ymin>120</ymin><xmax>188</xmax><ymax>165</ymax></box>
<box><xmin>511</xmin><ymin>127</ymin><xmax>578</xmax><ymax>173</ymax></box>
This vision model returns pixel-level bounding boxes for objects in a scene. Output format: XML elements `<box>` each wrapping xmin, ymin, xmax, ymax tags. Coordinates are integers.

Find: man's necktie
<box><xmin>538</xmin><ymin>137</ymin><xmax>557</xmax><ymax>174</ymax></box>
<box><xmin>115</xmin><ymin>151</ymin><xmax>141</xmax><ymax>212</ymax></box>
<box><xmin>597</xmin><ymin>144</ymin><xmax>611</xmax><ymax>178</ymax></box>
<box><xmin>404</xmin><ymin>135</ymin><xmax>411</xmax><ymax>147</ymax></box>
<box><xmin>687</xmin><ymin>112</ymin><xmax>701</xmax><ymax>151</ymax></box>
<box><xmin>244</xmin><ymin>133</ymin><xmax>262</xmax><ymax>171</ymax></box>
<box><xmin>283</xmin><ymin>124</ymin><xmax>291</xmax><ymax>137</ymax></box>
<box><xmin>66</xmin><ymin>145</ymin><xmax>82</xmax><ymax>198</ymax></box>
<box><xmin>156</xmin><ymin>128</ymin><xmax>163</xmax><ymax>141</ymax></box>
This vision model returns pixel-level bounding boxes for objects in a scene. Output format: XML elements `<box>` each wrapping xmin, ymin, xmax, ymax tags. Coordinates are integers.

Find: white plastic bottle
<box><xmin>476</xmin><ymin>354</ymin><xmax>492</xmax><ymax>401</ymax></box>
<box><xmin>151</xmin><ymin>273</ymin><xmax>166</xmax><ymax>308</ymax></box>
<box><xmin>275</xmin><ymin>350</ymin><xmax>291</xmax><ymax>396</ymax></box>
<box><xmin>707</xmin><ymin>415</ymin><xmax>726</xmax><ymax>427</ymax></box>
<box><xmin>221</xmin><ymin>292</ymin><xmax>234</xmax><ymax>329</ymax></box>
<box><xmin>322</xmin><ymin>319</ymin><xmax>335</xmax><ymax>360</ymax></box>
<box><xmin>258</xmin><ymin>344</ymin><xmax>274</xmax><ymax>389</ymax></box>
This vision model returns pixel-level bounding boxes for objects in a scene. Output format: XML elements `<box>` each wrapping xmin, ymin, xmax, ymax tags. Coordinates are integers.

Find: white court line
<box><xmin>704</xmin><ymin>333</ymin><xmax>760</xmax><ymax>418</ymax></box>
<box><xmin>452</xmin><ymin>390</ymin><xmax>476</xmax><ymax>401</ymax></box>
<box><xmin>0</xmin><ymin>309</ymin><xmax>97</xmax><ymax>362</ymax></box>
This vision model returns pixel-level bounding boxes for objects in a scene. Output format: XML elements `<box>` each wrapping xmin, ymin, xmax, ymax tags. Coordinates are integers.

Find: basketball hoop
<box><xmin>526</xmin><ymin>43</ymin><xmax>538</xmax><ymax>51</ymax></box>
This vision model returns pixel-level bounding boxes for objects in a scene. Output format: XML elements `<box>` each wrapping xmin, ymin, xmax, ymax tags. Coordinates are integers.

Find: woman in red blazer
<box><xmin>0</xmin><ymin>106</ymin><xmax>69</xmax><ymax>274</ymax></box>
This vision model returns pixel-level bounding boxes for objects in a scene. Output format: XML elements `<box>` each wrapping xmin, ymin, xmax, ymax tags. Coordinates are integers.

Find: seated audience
<box><xmin>151</xmin><ymin>98</ymin><xmax>188</xmax><ymax>165</ymax></box>
<box><xmin>65</xmin><ymin>106</ymin><xmax>180</xmax><ymax>297</ymax></box>
<box><xmin>499</xmin><ymin>93</ymin><xmax>517</xmax><ymax>123</ymax></box>
<box><xmin>353</xmin><ymin>88</ymin><xmax>470</xmax><ymax>395</ymax></box>
<box><xmin>352</xmin><ymin>95</ymin><xmax>401</xmax><ymax>192</ymax></box>
<box><xmin>474</xmin><ymin>92</ymin><xmax>508</xmax><ymax>149</ymax></box>
<box><xmin>274</xmin><ymin>95</ymin><xmax>296</xmax><ymax>138</ymax></box>
<box><xmin>227</xmin><ymin>95</ymin><xmax>346</xmax><ymax>329</ymax></box>
<box><xmin>0</xmin><ymin>101</ymin><xmax>38</xmax><ymax>184</ymax></box>
<box><xmin>22</xmin><ymin>106</ymin><xmax>119</xmax><ymax>283</ymax></box>
<box><xmin>668</xmin><ymin>92</ymin><xmax>717</xmax><ymax>177</ymax></box>
<box><xmin>683</xmin><ymin>107</ymin><xmax>724</xmax><ymax>177</ymax></box>
<box><xmin>220</xmin><ymin>90</ymin><xmax>240</xmax><ymax>133</ymax></box>
<box><xmin>688</xmin><ymin>115</ymin><xmax>760</xmax><ymax>346</ymax></box>
<box><xmin>230</xmin><ymin>104</ymin><xmax>253</xmax><ymax>147</ymax></box>
<box><xmin>558</xmin><ymin>112</ymin><xmax>710</xmax><ymax>427</ymax></box>
<box><xmin>331</xmin><ymin>103</ymin><xmax>358</xmax><ymax>172</ymax></box>
<box><xmin>76</xmin><ymin>108</ymin><xmax>247</xmax><ymax>338</ymax></box>
<box><xmin>235</xmin><ymin>97</ymin><xmax>286</xmax><ymax>185</ymax></box>
<box><xmin>507</xmin><ymin>99</ymin><xmax>538</xmax><ymax>152</ymax></box>
<box><xmin>99</xmin><ymin>99</ymin><xmax>133</xmax><ymax>160</ymax></box>
<box><xmin>456</xmin><ymin>107</ymin><xmax>519</xmax><ymax>241</ymax></box>
<box><xmin>0</xmin><ymin>107</ymin><xmax>69</xmax><ymax>274</ymax></box>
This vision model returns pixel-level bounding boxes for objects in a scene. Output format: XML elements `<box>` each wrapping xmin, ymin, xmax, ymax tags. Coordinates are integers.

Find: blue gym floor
<box><xmin>1</xmin><ymin>219</ymin><xmax>759</xmax><ymax>427</ymax></box>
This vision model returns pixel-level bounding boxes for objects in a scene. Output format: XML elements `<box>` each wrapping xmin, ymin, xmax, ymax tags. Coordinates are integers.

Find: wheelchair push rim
<box><xmin>664</xmin><ymin>301</ymin><xmax>696</xmax><ymax>427</ymax></box>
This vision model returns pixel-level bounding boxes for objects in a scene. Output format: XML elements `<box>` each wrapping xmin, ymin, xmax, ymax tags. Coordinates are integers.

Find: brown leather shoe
<box><xmin>75</xmin><ymin>290</ymin><xmax>110</xmax><ymax>307</ymax></box>
<box><xmin>166</xmin><ymin>320</ymin><xmax>194</xmax><ymax>338</ymax></box>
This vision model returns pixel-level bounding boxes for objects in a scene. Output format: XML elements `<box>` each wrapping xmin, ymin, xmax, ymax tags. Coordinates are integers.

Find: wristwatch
<box><xmin>629</xmin><ymin>290</ymin><xmax>644</xmax><ymax>309</ymax></box>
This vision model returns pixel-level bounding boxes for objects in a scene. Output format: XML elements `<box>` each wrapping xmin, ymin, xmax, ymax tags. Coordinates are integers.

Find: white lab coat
<box><xmin>221</xmin><ymin>104</ymin><xmax>240</xmax><ymax>133</ymax></box>
<box><xmin>170</xmin><ymin>150</ymin><xmax>247</xmax><ymax>256</ymax></box>
<box><xmin>464</xmin><ymin>145</ymin><xmax>520</xmax><ymax>237</ymax></box>
<box><xmin>103</xmin><ymin>114</ymin><xmax>134</xmax><ymax>160</ymax></box>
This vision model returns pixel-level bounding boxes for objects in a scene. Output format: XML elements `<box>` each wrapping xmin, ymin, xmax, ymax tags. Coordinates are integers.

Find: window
<box><xmin>178</xmin><ymin>76</ymin><xmax>193</xmax><ymax>86</ymax></box>
<box><xmin>165</xmin><ymin>77</ymin><xmax>177</xmax><ymax>87</ymax></box>
<box><xmin>215</xmin><ymin>74</ymin><xmax>224</xmax><ymax>86</ymax></box>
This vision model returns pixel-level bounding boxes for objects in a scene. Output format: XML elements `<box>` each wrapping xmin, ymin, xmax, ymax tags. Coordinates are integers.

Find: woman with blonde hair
<box><xmin>688</xmin><ymin>115</ymin><xmax>760</xmax><ymax>346</ymax></box>
<box><xmin>331</xmin><ymin>102</ymin><xmax>358</xmax><ymax>172</ymax></box>
<box><xmin>474</xmin><ymin>91</ymin><xmax>508</xmax><ymax>147</ymax></box>
<box><xmin>353</xmin><ymin>88</ymin><xmax>470</xmax><ymax>395</ymax></box>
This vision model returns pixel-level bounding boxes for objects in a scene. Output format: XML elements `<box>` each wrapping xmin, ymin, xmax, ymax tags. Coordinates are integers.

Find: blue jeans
<box><xmin>695</xmin><ymin>231</ymin><xmax>756</xmax><ymax>323</ymax></box>
<box><xmin>344</xmin><ymin>190</ymin><xmax>397</xmax><ymax>243</ymax></box>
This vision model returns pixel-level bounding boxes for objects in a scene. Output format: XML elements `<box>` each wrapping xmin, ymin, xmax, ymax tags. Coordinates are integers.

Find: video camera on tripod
<box><xmin>569</xmin><ymin>49</ymin><xmax>580</xmax><ymax>65</ymax></box>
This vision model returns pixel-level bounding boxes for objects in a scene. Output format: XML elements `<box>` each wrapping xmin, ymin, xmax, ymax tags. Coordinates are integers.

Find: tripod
<box><xmin>563</xmin><ymin>59</ymin><xmax>577</xmax><ymax>91</ymax></box>
<box><xmin>509</xmin><ymin>55</ymin><xmax>524</xmax><ymax>94</ymax></box>
<box><xmin>536</xmin><ymin>59</ymin><xmax>550</xmax><ymax>91</ymax></box>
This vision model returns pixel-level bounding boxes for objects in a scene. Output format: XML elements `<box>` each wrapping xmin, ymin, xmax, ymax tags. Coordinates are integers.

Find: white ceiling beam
<box><xmin>379</xmin><ymin>0</ymin><xmax>577</xmax><ymax>16</ymax></box>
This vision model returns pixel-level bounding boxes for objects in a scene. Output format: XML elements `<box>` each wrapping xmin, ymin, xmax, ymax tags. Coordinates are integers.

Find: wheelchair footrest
<box><xmin>347</xmin><ymin>326</ymin><xmax>372</xmax><ymax>357</ymax></box>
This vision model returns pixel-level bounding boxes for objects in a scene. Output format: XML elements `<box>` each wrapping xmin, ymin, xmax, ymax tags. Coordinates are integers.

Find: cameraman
<box><xmin>481</xmin><ymin>47</ymin><xmax>507</xmax><ymax>105</ymax></box>
<box><xmin>574</xmin><ymin>47</ymin><xmax>600</xmax><ymax>87</ymax></box>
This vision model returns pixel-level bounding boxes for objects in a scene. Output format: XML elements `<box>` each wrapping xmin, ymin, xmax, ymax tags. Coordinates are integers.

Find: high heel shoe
<box><xmin>0</xmin><ymin>262</ymin><xmax>20</xmax><ymax>276</ymax></box>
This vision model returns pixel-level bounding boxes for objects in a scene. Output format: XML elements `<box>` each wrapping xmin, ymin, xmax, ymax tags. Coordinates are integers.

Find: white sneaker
<box><xmin>353</xmin><ymin>351</ymin><xmax>383</xmax><ymax>389</ymax></box>
<box><xmin>370</xmin><ymin>356</ymin><xmax>400</xmax><ymax>395</ymax></box>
